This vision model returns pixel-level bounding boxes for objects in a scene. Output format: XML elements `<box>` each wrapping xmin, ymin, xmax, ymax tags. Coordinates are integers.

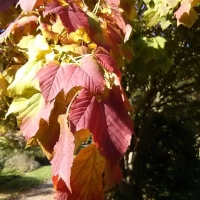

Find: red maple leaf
<box><xmin>69</xmin><ymin>87</ymin><xmax>133</xmax><ymax>166</ymax></box>
<box><xmin>110</xmin><ymin>4</ymin><xmax>126</xmax><ymax>31</ymax></box>
<box><xmin>68</xmin><ymin>89</ymin><xmax>99</xmax><ymax>133</ymax></box>
<box><xmin>44</xmin><ymin>0</ymin><xmax>88</xmax><ymax>33</ymax></box>
<box><xmin>51</xmin><ymin>114</ymin><xmax>75</xmax><ymax>192</ymax></box>
<box><xmin>36</xmin><ymin>61</ymin><xmax>64</xmax><ymax>103</ymax></box>
<box><xmin>93</xmin><ymin>47</ymin><xmax>122</xmax><ymax>77</ymax></box>
<box><xmin>55</xmin><ymin>191</ymin><xmax>70</xmax><ymax>200</ymax></box>
<box><xmin>105</xmin><ymin>4</ymin><xmax>132</xmax><ymax>42</ymax></box>
<box><xmin>36</xmin><ymin>57</ymin><xmax>105</xmax><ymax>103</ymax></box>
<box><xmin>62</xmin><ymin>56</ymin><xmax>105</xmax><ymax>94</ymax></box>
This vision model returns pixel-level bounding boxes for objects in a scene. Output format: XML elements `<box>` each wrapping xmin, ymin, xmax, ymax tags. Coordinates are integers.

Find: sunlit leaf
<box><xmin>175</xmin><ymin>1</ymin><xmax>198</xmax><ymax>28</ymax></box>
<box><xmin>8</xmin><ymin>60</ymin><xmax>44</xmax><ymax>95</ymax></box>
<box><xmin>51</xmin><ymin>114</ymin><xmax>75</xmax><ymax>191</ymax></box>
<box><xmin>59</xmin><ymin>44</ymin><xmax>90</xmax><ymax>55</ymax></box>
<box><xmin>69</xmin><ymin>144</ymin><xmax>105</xmax><ymax>200</ymax></box>
<box><xmin>93</xmin><ymin>47</ymin><xmax>118</xmax><ymax>73</ymax></box>
<box><xmin>27</xmin><ymin>91</ymin><xmax>67</xmax><ymax>159</ymax></box>
<box><xmin>36</xmin><ymin>61</ymin><xmax>63</xmax><ymax>103</ymax></box>
<box><xmin>44</xmin><ymin>0</ymin><xmax>88</xmax><ymax>33</ymax></box>
<box><xmin>17</xmin><ymin>0</ymin><xmax>44</xmax><ymax>13</ymax></box>
<box><xmin>62</xmin><ymin>56</ymin><xmax>105</xmax><ymax>94</ymax></box>
<box><xmin>69</xmin><ymin>87</ymin><xmax>133</xmax><ymax>166</ymax></box>
<box><xmin>6</xmin><ymin>91</ymin><xmax>54</xmax><ymax>140</ymax></box>
<box><xmin>20</xmin><ymin>34</ymin><xmax>50</xmax><ymax>60</ymax></box>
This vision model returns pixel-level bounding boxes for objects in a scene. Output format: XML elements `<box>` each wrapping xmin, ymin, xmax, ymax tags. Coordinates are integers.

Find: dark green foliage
<box><xmin>142</xmin><ymin>115</ymin><xmax>200</xmax><ymax>200</ymax></box>
<box><xmin>117</xmin><ymin>1</ymin><xmax>200</xmax><ymax>199</ymax></box>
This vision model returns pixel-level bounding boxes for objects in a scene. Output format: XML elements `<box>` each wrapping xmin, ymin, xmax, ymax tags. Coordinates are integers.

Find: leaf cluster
<box><xmin>0</xmin><ymin>0</ymin><xmax>135</xmax><ymax>199</ymax></box>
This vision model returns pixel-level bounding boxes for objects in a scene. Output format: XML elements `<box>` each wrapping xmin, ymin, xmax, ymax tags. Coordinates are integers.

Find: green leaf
<box><xmin>137</xmin><ymin>46</ymin><xmax>157</xmax><ymax>63</ymax></box>
<box><xmin>87</xmin><ymin>11</ymin><xmax>102</xmax><ymax>35</ymax></box>
<box><xmin>154</xmin><ymin>36</ymin><xmax>166</xmax><ymax>49</ymax></box>
<box><xmin>160</xmin><ymin>18</ymin><xmax>171</xmax><ymax>30</ymax></box>
<box><xmin>143</xmin><ymin>9</ymin><xmax>159</xmax><ymax>27</ymax></box>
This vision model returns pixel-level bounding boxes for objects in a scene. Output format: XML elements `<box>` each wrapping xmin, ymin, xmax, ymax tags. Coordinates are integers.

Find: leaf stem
<box><xmin>93</xmin><ymin>0</ymin><xmax>101</xmax><ymax>14</ymax></box>
<box><xmin>67</xmin><ymin>54</ymin><xmax>79</xmax><ymax>64</ymax></box>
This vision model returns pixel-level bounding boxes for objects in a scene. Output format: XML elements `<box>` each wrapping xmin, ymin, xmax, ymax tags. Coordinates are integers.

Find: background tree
<box><xmin>118</xmin><ymin>0</ymin><xmax>200</xmax><ymax>199</ymax></box>
<box><xmin>1</xmin><ymin>0</ymin><xmax>200</xmax><ymax>200</ymax></box>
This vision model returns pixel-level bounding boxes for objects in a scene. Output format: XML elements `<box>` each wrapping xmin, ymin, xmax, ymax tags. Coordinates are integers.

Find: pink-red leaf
<box><xmin>29</xmin><ymin>92</ymin><xmax>67</xmax><ymax>160</ymax></box>
<box><xmin>100</xmin><ymin>86</ymin><xmax>133</xmax><ymax>163</ymax></box>
<box><xmin>108</xmin><ymin>4</ymin><xmax>132</xmax><ymax>41</ymax></box>
<box><xmin>36</xmin><ymin>61</ymin><xmax>64</xmax><ymax>103</ymax></box>
<box><xmin>55</xmin><ymin>191</ymin><xmax>70</xmax><ymax>200</ymax></box>
<box><xmin>20</xmin><ymin>94</ymin><xmax>54</xmax><ymax>141</ymax></box>
<box><xmin>62</xmin><ymin>56</ymin><xmax>105</xmax><ymax>94</ymax></box>
<box><xmin>44</xmin><ymin>0</ymin><xmax>88</xmax><ymax>33</ymax></box>
<box><xmin>0</xmin><ymin>15</ymin><xmax>38</xmax><ymax>43</ymax></box>
<box><xmin>53</xmin><ymin>178</ymin><xmax>71</xmax><ymax>200</ymax></box>
<box><xmin>93</xmin><ymin>47</ymin><xmax>116</xmax><ymax>72</ymax></box>
<box><xmin>37</xmin><ymin>58</ymin><xmax>105</xmax><ymax>102</ymax></box>
<box><xmin>111</xmin><ymin>5</ymin><xmax>126</xmax><ymax>30</ymax></box>
<box><xmin>69</xmin><ymin>87</ymin><xmax>133</xmax><ymax>166</ymax></box>
<box><xmin>68</xmin><ymin>89</ymin><xmax>99</xmax><ymax>133</ymax></box>
<box><xmin>93</xmin><ymin>47</ymin><xmax>122</xmax><ymax>77</ymax></box>
<box><xmin>51</xmin><ymin>114</ymin><xmax>75</xmax><ymax>192</ymax></box>
<box><xmin>174</xmin><ymin>1</ymin><xmax>198</xmax><ymax>28</ymax></box>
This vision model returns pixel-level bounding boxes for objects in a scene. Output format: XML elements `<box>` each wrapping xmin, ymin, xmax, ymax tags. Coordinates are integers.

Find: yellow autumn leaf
<box><xmin>2</xmin><ymin>65</ymin><xmax>21</xmax><ymax>84</ymax></box>
<box><xmin>18</xmin><ymin>34</ymin><xmax>51</xmax><ymax>61</ymax></box>
<box><xmin>69</xmin><ymin>28</ymin><xmax>91</xmax><ymax>44</ymax></box>
<box><xmin>103</xmin><ymin>162</ymin><xmax>122</xmax><ymax>191</ymax></box>
<box><xmin>70</xmin><ymin>144</ymin><xmax>105</xmax><ymax>200</ymax></box>
<box><xmin>8</xmin><ymin>60</ymin><xmax>44</xmax><ymax>95</ymax></box>
<box><xmin>39</xmin><ymin>23</ymin><xmax>59</xmax><ymax>43</ymax></box>
<box><xmin>6</xmin><ymin>88</ymin><xmax>39</xmax><ymax>118</ymax></box>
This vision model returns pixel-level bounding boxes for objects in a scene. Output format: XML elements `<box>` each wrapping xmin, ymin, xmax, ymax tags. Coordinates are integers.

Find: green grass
<box><xmin>0</xmin><ymin>165</ymin><xmax>51</xmax><ymax>199</ymax></box>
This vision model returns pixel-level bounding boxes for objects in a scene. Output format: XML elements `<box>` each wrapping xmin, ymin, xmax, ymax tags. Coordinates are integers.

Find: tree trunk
<box><xmin>119</xmin><ymin>115</ymin><xmax>154</xmax><ymax>200</ymax></box>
